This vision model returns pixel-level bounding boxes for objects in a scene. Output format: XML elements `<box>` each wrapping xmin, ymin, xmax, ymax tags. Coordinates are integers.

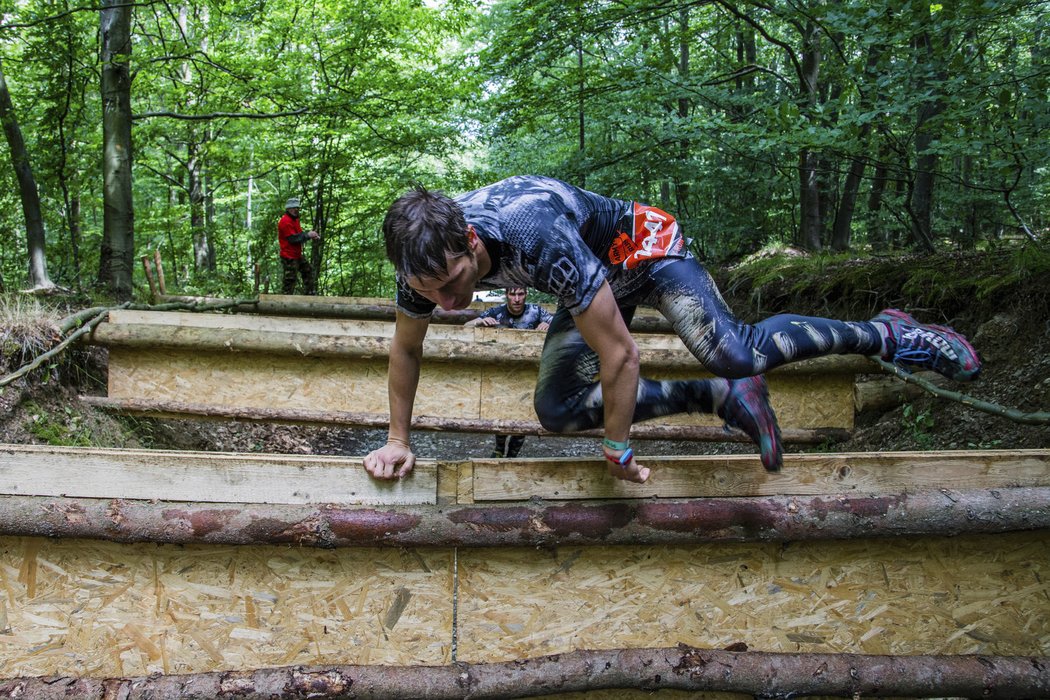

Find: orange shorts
<box><xmin>606</xmin><ymin>203</ymin><xmax>685</xmax><ymax>270</ymax></box>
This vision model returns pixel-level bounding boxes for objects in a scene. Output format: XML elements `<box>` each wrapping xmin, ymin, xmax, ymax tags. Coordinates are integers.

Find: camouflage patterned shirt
<box><xmin>396</xmin><ymin>175</ymin><xmax>690</xmax><ymax>318</ymax></box>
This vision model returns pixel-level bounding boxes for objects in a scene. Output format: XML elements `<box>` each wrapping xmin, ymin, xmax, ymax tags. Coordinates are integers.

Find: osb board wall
<box><xmin>107</xmin><ymin>348</ymin><xmax>854</xmax><ymax>430</ymax></box>
<box><xmin>1</xmin><ymin>533</ymin><xmax>1046</xmax><ymax>679</ymax></box>
<box><xmin>456</xmin><ymin>531</ymin><xmax>1050</xmax><ymax>664</ymax></box>
<box><xmin>0</xmin><ymin>537</ymin><xmax>453</xmax><ymax>677</ymax></box>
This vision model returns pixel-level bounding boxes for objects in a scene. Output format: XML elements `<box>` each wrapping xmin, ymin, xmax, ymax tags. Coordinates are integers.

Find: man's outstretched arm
<box><xmin>363</xmin><ymin>310</ymin><xmax>430</xmax><ymax>479</ymax></box>
<box><xmin>573</xmin><ymin>281</ymin><xmax>650</xmax><ymax>483</ymax></box>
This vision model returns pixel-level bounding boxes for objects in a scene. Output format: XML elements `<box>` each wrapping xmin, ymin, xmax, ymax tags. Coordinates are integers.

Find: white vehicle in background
<box><xmin>472</xmin><ymin>290</ymin><xmax>505</xmax><ymax>303</ymax></box>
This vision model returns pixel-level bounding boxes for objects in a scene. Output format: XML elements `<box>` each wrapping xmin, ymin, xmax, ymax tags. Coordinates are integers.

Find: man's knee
<box><xmin>533</xmin><ymin>390</ymin><xmax>572</xmax><ymax>432</ymax></box>
<box><xmin>706</xmin><ymin>341</ymin><xmax>759</xmax><ymax>379</ymax></box>
<box><xmin>675</xmin><ymin>323</ymin><xmax>759</xmax><ymax>378</ymax></box>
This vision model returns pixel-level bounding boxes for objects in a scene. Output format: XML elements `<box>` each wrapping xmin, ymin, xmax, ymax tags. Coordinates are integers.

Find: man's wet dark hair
<box><xmin>383</xmin><ymin>185</ymin><xmax>470</xmax><ymax>279</ymax></box>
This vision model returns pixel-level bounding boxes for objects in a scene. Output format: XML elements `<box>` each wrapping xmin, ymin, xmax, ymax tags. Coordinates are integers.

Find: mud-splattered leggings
<box><xmin>533</xmin><ymin>256</ymin><xmax>884</xmax><ymax>432</ymax></box>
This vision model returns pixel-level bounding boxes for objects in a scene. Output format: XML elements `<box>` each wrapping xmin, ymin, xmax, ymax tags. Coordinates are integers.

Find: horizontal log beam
<box><xmin>2</xmin><ymin>647</ymin><xmax>1047</xmax><ymax>698</ymax></box>
<box><xmin>156</xmin><ymin>293</ymin><xmax>676</xmax><ymax>332</ymax></box>
<box><xmin>1</xmin><ymin>487</ymin><xmax>1046</xmax><ymax>548</ymax></box>
<box><xmin>80</xmin><ymin>396</ymin><xmax>850</xmax><ymax>444</ymax></box>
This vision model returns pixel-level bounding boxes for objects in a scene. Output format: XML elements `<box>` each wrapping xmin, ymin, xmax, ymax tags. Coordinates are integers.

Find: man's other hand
<box><xmin>364</xmin><ymin>442</ymin><xmax>416</xmax><ymax>479</ymax></box>
<box><xmin>466</xmin><ymin>316</ymin><xmax>499</xmax><ymax>327</ymax></box>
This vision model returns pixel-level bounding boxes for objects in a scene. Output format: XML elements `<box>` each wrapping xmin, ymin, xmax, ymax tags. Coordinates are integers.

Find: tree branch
<box><xmin>0</xmin><ymin>299</ymin><xmax>258</xmax><ymax>388</ymax></box>
<box><xmin>132</xmin><ymin>108</ymin><xmax>309</xmax><ymax>121</ymax></box>
<box><xmin>870</xmin><ymin>357</ymin><xmax>1050</xmax><ymax>425</ymax></box>
<box><xmin>0</xmin><ymin>2</ymin><xmax>155</xmax><ymax>32</ymax></box>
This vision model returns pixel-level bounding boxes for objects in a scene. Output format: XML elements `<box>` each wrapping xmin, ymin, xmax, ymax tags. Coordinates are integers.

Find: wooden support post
<box><xmin>153</xmin><ymin>249</ymin><xmax>166</xmax><ymax>295</ymax></box>
<box><xmin>140</xmin><ymin>256</ymin><xmax>157</xmax><ymax>301</ymax></box>
<box><xmin>253</xmin><ymin>262</ymin><xmax>261</xmax><ymax>294</ymax></box>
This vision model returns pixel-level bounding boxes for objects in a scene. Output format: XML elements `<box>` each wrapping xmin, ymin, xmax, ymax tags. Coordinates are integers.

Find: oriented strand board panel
<box><xmin>0</xmin><ymin>537</ymin><xmax>453</xmax><ymax>677</ymax></box>
<box><xmin>479</xmin><ymin>366</ymin><xmax>853</xmax><ymax>430</ymax></box>
<box><xmin>456</xmin><ymin>531</ymin><xmax>1050</xmax><ymax>663</ymax></box>
<box><xmin>469</xmin><ymin>449</ymin><xmax>1050</xmax><ymax>501</ymax></box>
<box><xmin>110</xmin><ymin>349</ymin><xmax>853</xmax><ymax>431</ymax></box>
<box><xmin>0</xmin><ymin>445</ymin><xmax>436</xmax><ymax>506</ymax></box>
<box><xmin>107</xmin><ymin>348</ymin><xmax>482</xmax><ymax>420</ymax></box>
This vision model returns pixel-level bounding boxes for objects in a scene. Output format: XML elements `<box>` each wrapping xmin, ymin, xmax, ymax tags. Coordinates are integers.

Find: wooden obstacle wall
<box><xmin>0</xmin><ymin>445</ymin><xmax>1047</xmax><ymax>682</ymax></box>
<box><xmin>90</xmin><ymin>309</ymin><xmax>869</xmax><ymax>438</ymax></box>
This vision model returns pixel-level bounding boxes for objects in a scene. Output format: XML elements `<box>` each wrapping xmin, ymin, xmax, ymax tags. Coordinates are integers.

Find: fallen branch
<box><xmin>79</xmin><ymin>395</ymin><xmax>850</xmax><ymax>444</ymax></box>
<box><xmin>1</xmin><ymin>647</ymin><xmax>1047</xmax><ymax>698</ymax></box>
<box><xmin>871</xmin><ymin>357</ymin><xmax>1050</xmax><ymax>425</ymax></box>
<box><xmin>1</xmin><ymin>487</ymin><xmax>1046</xmax><ymax>548</ymax></box>
<box><xmin>0</xmin><ymin>303</ymin><xmax>128</xmax><ymax>388</ymax></box>
<box><xmin>0</xmin><ymin>298</ymin><xmax>261</xmax><ymax>388</ymax></box>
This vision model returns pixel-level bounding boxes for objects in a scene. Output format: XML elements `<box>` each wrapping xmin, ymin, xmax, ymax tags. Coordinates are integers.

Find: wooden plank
<box><xmin>98</xmin><ymin>310</ymin><xmax>872</xmax><ymax>375</ymax></box>
<box><xmin>469</xmin><ymin>449</ymin><xmax>1050</xmax><ymax>501</ymax></box>
<box><xmin>455</xmin><ymin>531</ymin><xmax>1050</xmax><ymax>663</ymax></box>
<box><xmin>0</xmin><ymin>536</ymin><xmax>453</xmax><ymax>677</ymax></box>
<box><xmin>0</xmin><ymin>445</ymin><xmax>437</xmax><ymax>506</ymax></box>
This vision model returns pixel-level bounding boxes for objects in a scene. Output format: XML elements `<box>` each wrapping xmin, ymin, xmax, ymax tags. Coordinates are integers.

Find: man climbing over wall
<box><xmin>465</xmin><ymin>286</ymin><xmax>553</xmax><ymax>458</ymax></box>
<box><xmin>278</xmin><ymin>197</ymin><xmax>321</xmax><ymax>295</ymax></box>
<box><xmin>363</xmin><ymin>176</ymin><xmax>981</xmax><ymax>483</ymax></box>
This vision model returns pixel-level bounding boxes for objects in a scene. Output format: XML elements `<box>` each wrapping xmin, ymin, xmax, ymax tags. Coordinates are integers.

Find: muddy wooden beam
<box><xmin>155</xmin><ymin>293</ymin><xmax>676</xmax><ymax>332</ymax></box>
<box><xmin>2</xmin><ymin>647</ymin><xmax>1047</xmax><ymax>698</ymax></box>
<box><xmin>1</xmin><ymin>487</ymin><xmax>1046</xmax><ymax>548</ymax></box>
<box><xmin>80</xmin><ymin>395</ymin><xmax>849</xmax><ymax>444</ymax></box>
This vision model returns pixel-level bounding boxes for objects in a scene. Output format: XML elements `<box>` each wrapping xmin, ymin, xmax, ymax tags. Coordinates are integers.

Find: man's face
<box><xmin>287</xmin><ymin>207</ymin><xmax>300</xmax><ymax>218</ymax></box>
<box><xmin>506</xmin><ymin>288</ymin><xmax>526</xmax><ymax>315</ymax></box>
<box><xmin>407</xmin><ymin>251</ymin><xmax>479</xmax><ymax>311</ymax></box>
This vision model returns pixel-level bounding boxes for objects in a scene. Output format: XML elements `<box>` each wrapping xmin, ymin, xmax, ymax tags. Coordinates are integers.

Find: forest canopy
<box><xmin>0</xmin><ymin>0</ymin><xmax>1045</xmax><ymax>301</ymax></box>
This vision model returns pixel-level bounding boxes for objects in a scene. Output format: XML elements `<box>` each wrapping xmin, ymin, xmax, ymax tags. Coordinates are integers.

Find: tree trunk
<box><xmin>0</xmin><ymin>60</ymin><xmax>53</xmax><ymax>291</ymax></box>
<box><xmin>797</xmin><ymin>19</ymin><xmax>822</xmax><ymax>251</ymax></box>
<box><xmin>100</xmin><ymin>0</ymin><xmax>135</xmax><ymax>300</ymax></box>
<box><xmin>204</xmin><ymin>145</ymin><xmax>216</xmax><ymax>269</ymax></box>
<box><xmin>831</xmin><ymin>45</ymin><xmax>883</xmax><ymax>252</ymax></box>
<box><xmin>674</xmin><ymin>7</ymin><xmax>690</xmax><ymax>216</ymax></box>
<box><xmin>188</xmin><ymin>139</ymin><xmax>209</xmax><ymax>272</ymax></box>
<box><xmin>866</xmin><ymin>145</ymin><xmax>889</xmax><ymax>250</ymax></box>
<box><xmin>798</xmin><ymin>149</ymin><xmax>821</xmax><ymax>250</ymax></box>
<box><xmin>1</xmin><ymin>647</ymin><xmax>1047</xmax><ymax>699</ymax></box>
<box><xmin>908</xmin><ymin>22</ymin><xmax>942</xmax><ymax>253</ymax></box>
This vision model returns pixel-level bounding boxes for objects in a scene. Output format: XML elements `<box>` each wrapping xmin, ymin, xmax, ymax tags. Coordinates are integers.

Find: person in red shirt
<box><xmin>277</xmin><ymin>197</ymin><xmax>320</xmax><ymax>294</ymax></box>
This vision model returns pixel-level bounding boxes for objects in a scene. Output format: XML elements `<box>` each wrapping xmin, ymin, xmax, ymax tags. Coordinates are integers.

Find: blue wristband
<box><xmin>604</xmin><ymin>447</ymin><xmax>633</xmax><ymax>468</ymax></box>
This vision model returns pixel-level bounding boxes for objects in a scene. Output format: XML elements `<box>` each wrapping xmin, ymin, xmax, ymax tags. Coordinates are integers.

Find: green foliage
<box><xmin>23</xmin><ymin>400</ymin><xmax>92</xmax><ymax>447</ymax></box>
<box><xmin>0</xmin><ymin>0</ymin><xmax>1044</xmax><ymax>297</ymax></box>
<box><xmin>901</xmin><ymin>402</ymin><xmax>935</xmax><ymax>449</ymax></box>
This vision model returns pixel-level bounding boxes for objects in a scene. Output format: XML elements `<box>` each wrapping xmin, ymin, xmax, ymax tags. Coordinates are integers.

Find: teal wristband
<box><xmin>602</xmin><ymin>437</ymin><xmax>630</xmax><ymax>451</ymax></box>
